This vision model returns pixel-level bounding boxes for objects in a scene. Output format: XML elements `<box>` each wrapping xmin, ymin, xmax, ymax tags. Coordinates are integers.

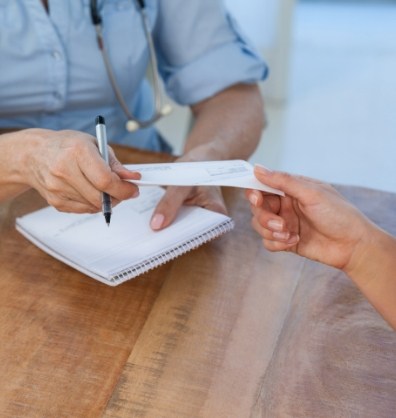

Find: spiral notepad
<box><xmin>16</xmin><ymin>187</ymin><xmax>234</xmax><ymax>286</ymax></box>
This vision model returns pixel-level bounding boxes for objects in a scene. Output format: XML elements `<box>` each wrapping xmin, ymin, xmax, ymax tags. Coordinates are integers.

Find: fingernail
<box><xmin>255</xmin><ymin>164</ymin><xmax>273</xmax><ymax>175</ymax></box>
<box><xmin>273</xmin><ymin>231</ymin><xmax>290</xmax><ymax>240</ymax></box>
<box><xmin>132</xmin><ymin>189</ymin><xmax>140</xmax><ymax>198</ymax></box>
<box><xmin>134</xmin><ymin>171</ymin><xmax>142</xmax><ymax>179</ymax></box>
<box><xmin>249</xmin><ymin>193</ymin><xmax>259</xmax><ymax>206</ymax></box>
<box><xmin>268</xmin><ymin>219</ymin><xmax>283</xmax><ymax>231</ymax></box>
<box><xmin>151</xmin><ymin>213</ymin><xmax>164</xmax><ymax>230</ymax></box>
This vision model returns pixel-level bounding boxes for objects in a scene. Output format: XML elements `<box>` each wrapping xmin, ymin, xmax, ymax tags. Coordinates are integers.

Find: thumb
<box><xmin>150</xmin><ymin>186</ymin><xmax>192</xmax><ymax>231</ymax></box>
<box><xmin>254</xmin><ymin>164</ymin><xmax>313</xmax><ymax>203</ymax></box>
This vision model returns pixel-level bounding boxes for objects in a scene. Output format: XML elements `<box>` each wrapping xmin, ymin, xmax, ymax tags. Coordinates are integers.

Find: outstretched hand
<box><xmin>245</xmin><ymin>165</ymin><xmax>373</xmax><ymax>272</ymax></box>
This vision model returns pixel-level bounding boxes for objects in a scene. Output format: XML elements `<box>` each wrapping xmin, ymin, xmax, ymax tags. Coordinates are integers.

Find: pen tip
<box><xmin>105</xmin><ymin>213</ymin><xmax>111</xmax><ymax>226</ymax></box>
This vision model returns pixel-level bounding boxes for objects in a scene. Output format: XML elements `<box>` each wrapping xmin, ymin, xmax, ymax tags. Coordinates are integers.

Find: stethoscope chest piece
<box><xmin>125</xmin><ymin>103</ymin><xmax>173</xmax><ymax>132</ymax></box>
<box><xmin>125</xmin><ymin>120</ymin><xmax>140</xmax><ymax>132</ymax></box>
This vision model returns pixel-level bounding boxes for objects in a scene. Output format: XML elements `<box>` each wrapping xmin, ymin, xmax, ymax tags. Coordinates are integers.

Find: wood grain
<box><xmin>0</xmin><ymin>145</ymin><xmax>395</xmax><ymax>418</ymax></box>
<box><xmin>103</xmin><ymin>193</ymin><xmax>304</xmax><ymax>418</ymax></box>
<box><xmin>0</xmin><ymin>145</ymin><xmax>173</xmax><ymax>417</ymax></box>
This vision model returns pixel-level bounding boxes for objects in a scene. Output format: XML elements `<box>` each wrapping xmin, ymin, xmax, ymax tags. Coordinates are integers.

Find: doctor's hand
<box><xmin>245</xmin><ymin>165</ymin><xmax>374</xmax><ymax>273</ymax></box>
<box><xmin>150</xmin><ymin>184</ymin><xmax>227</xmax><ymax>231</ymax></box>
<box><xmin>150</xmin><ymin>184</ymin><xmax>227</xmax><ymax>230</ymax></box>
<box><xmin>19</xmin><ymin>129</ymin><xmax>140</xmax><ymax>213</ymax></box>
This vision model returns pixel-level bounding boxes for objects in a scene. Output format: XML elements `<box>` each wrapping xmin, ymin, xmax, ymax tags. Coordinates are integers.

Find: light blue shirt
<box><xmin>0</xmin><ymin>0</ymin><xmax>268</xmax><ymax>151</ymax></box>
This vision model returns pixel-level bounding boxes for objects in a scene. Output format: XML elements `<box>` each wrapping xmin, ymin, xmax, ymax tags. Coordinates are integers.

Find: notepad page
<box><xmin>16</xmin><ymin>187</ymin><xmax>232</xmax><ymax>285</ymax></box>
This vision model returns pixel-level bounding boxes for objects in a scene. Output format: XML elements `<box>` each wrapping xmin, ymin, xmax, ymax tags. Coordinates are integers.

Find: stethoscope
<box><xmin>90</xmin><ymin>0</ymin><xmax>172</xmax><ymax>132</ymax></box>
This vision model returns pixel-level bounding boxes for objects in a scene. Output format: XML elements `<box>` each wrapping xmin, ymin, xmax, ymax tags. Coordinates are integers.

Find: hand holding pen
<box><xmin>95</xmin><ymin>115</ymin><xmax>141</xmax><ymax>225</ymax></box>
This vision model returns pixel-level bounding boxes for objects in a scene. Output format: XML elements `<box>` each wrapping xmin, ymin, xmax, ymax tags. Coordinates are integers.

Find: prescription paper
<box><xmin>125</xmin><ymin>160</ymin><xmax>284</xmax><ymax>196</ymax></box>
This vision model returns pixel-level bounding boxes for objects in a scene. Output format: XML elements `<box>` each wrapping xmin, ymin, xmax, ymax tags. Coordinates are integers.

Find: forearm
<box><xmin>184</xmin><ymin>83</ymin><xmax>265</xmax><ymax>161</ymax></box>
<box><xmin>0</xmin><ymin>130</ymin><xmax>34</xmax><ymax>201</ymax></box>
<box><xmin>346</xmin><ymin>224</ymin><xmax>396</xmax><ymax>329</ymax></box>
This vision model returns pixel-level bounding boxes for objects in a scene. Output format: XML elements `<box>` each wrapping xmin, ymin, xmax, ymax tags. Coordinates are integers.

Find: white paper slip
<box><xmin>125</xmin><ymin>160</ymin><xmax>284</xmax><ymax>196</ymax></box>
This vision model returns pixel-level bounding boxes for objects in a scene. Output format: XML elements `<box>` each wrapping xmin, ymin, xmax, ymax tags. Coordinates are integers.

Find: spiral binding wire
<box><xmin>110</xmin><ymin>219</ymin><xmax>235</xmax><ymax>284</ymax></box>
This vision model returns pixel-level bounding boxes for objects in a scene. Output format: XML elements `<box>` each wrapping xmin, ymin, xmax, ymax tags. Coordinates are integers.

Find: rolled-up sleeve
<box><xmin>153</xmin><ymin>0</ymin><xmax>268</xmax><ymax>105</ymax></box>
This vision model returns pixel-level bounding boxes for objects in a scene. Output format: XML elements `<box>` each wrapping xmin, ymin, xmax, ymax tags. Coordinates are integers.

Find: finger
<box><xmin>246</xmin><ymin>189</ymin><xmax>263</xmax><ymax>207</ymax></box>
<box><xmin>250</xmin><ymin>195</ymin><xmax>283</xmax><ymax>220</ymax></box>
<box><xmin>76</xmin><ymin>148</ymin><xmax>139</xmax><ymax>202</ymax></box>
<box><xmin>251</xmin><ymin>216</ymin><xmax>289</xmax><ymax>240</ymax></box>
<box><xmin>251</xmin><ymin>217</ymin><xmax>282</xmax><ymax>240</ymax></box>
<box><xmin>62</xmin><ymin>203</ymin><xmax>99</xmax><ymax>214</ymax></box>
<box><xmin>246</xmin><ymin>189</ymin><xmax>282</xmax><ymax>216</ymax></box>
<box><xmin>255</xmin><ymin>210</ymin><xmax>286</xmax><ymax>233</ymax></box>
<box><xmin>262</xmin><ymin>237</ymin><xmax>299</xmax><ymax>253</ymax></box>
<box><xmin>55</xmin><ymin>157</ymin><xmax>106</xmax><ymax>209</ymax></box>
<box><xmin>150</xmin><ymin>186</ymin><xmax>192</xmax><ymax>230</ymax></box>
<box><xmin>108</xmin><ymin>147</ymin><xmax>142</xmax><ymax>181</ymax></box>
<box><xmin>42</xmin><ymin>164</ymin><xmax>103</xmax><ymax>211</ymax></box>
<box><xmin>49</xmin><ymin>189</ymin><xmax>126</xmax><ymax>214</ymax></box>
<box><xmin>254</xmin><ymin>165</ymin><xmax>317</xmax><ymax>203</ymax></box>
<box><xmin>251</xmin><ymin>216</ymin><xmax>300</xmax><ymax>246</ymax></box>
<box><xmin>263</xmin><ymin>194</ymin><xmax>282</xmax><ymax>214</ymax></box>
<box><xmin>45</xmin><ymin>192</ymin><xmax>99</xmax><ymax>213</ymax></box>
<box><xmin>279</xmin><ymin>195</ymin><xmax>300</xmax><ymax>235</ymax></box>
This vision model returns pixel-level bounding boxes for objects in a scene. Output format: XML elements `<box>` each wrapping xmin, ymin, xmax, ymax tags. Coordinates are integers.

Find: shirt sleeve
<box><xmin>153</xmin><ymin>0</ymin><xmax>268</xmax><ymax>106</ymax></box>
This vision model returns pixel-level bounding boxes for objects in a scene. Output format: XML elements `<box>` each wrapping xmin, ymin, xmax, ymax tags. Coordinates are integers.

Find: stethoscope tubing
<box><xmin>90</xmin><ymin>0</ymin><xmax>171</xmax><ymax>131</ymax></box>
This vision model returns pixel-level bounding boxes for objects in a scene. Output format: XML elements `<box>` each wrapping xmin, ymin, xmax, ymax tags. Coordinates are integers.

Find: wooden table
<box><xmin>0</xmin><ymin>145</ymin><xmax>395</xmax><ymax>417</ymax></box>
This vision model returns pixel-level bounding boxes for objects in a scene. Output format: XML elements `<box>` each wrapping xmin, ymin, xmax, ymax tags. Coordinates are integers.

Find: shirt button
<box><xmin>51</xmin><ymin>50</ymin><xmax>62</xmax><ymax>61</ymax></box>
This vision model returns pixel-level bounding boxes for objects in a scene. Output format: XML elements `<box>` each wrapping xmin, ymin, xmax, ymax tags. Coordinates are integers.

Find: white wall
<box><xmin>225</xmin><ymin>0</ymin><xmax>296</xmax><ymax>103</ymax></box>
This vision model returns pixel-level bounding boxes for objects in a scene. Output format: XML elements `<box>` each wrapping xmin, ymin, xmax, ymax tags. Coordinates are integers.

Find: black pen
<box><xmin>95</xmin><ymin>115</ymin><xmax>112</xmax><ymax>226</ymax></box>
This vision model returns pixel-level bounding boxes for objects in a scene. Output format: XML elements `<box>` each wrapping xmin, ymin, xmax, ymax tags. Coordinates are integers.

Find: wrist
<box><xmin>343</xmin><ymin>220</ymin><xmax>396</xmax><ymax>329</ymax></box>
<box><xmin>344</xmin><ymin>220</ymin><xmax>393</xmax><ymax>285</ymax></box>
<box><xmin>6</xmin><ymin>128</ymin><xmax>50</xmax><ymax>184</ymax></box>
<box><xmin>181</xmin><ymin>140</ymin><xmax>234</xmax><ymax>163</ymax></box>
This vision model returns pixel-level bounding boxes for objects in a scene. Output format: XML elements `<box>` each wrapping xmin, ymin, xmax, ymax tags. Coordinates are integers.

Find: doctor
<box><xmin>0</xmin><ymin>0</ymin><xmax>267</xmax><ymax>230</ymax></box>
